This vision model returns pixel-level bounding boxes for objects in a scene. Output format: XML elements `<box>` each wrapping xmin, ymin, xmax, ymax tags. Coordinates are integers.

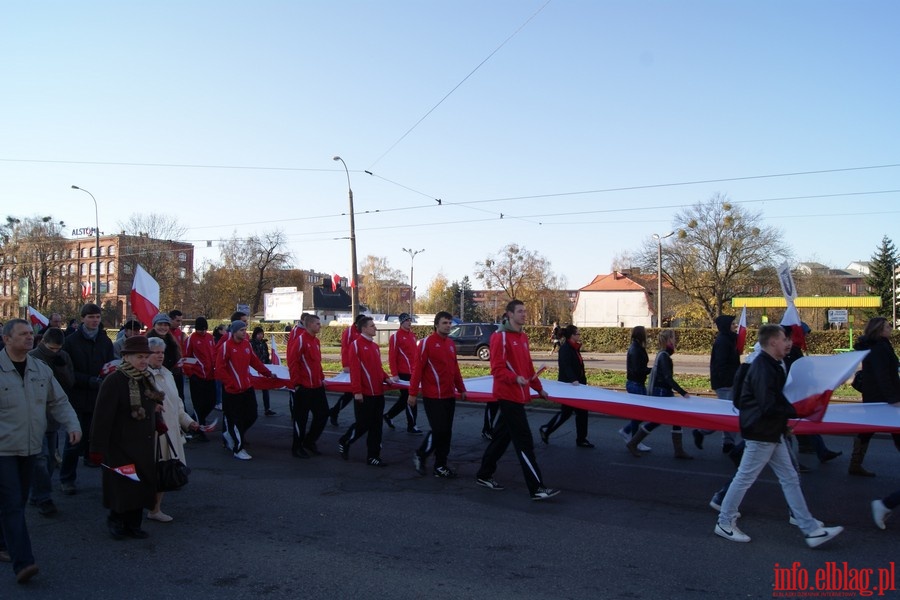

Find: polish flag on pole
<box><xmin>332</xmin><ymin>274</ymin><xmax>340</xmax><ymax>292</ymax></box>
<box><xmin>270</xmin><ymin>335</ymin><xmax>281</xmax><ymax>366</ymax></box>
<box><xmin>130</xmin><ymin>265</ymin><xmax>160</xmax><ymax>327</ymax></box>
<box><xmin>81</xmin><ymin>281</ymin><xmax>92</xmax><ymax>300</ymax></box>
<box><xmin>781</xmin><ymin>301</ymin><xmax>807</xmax><ymax>351</ymax></box>
<box><xmin>27</xmin><ymin>306</ymin><xmax>49</xmax><ymax>329</ymax></box>
<box><xmin>735</xmin><ymin>305</ymin><xmax>748</xmax><ymax>354</ymax></box>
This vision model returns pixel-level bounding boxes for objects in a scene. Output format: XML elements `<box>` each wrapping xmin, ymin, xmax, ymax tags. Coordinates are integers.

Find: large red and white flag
<box><xmin>81</xmin><ymin>281</ymin><xmax>92</xmax><ymax>300</ymax></box>
<box><xmin>332</xmin><ymin>274</ymin><xmax>340</xmax><ymax>292</ymax></box>
<box><xmin>735</xmin><ymin>305</ymin><xmax>748</xmax><ymax>354</ymax></box>
<box><xmin>270</xmin><ymin>335</ymin><xmax>281</xmax><ymax>366</ymax></box>
<box><xmin>130</xmin><ymin>265</ymin><xmax>159</xmax><ymax>327</ymax></box>
<box><xmin>27</xmin><ymin>306</ymin><xmax>49</xmax><ymax>329</ymax></box>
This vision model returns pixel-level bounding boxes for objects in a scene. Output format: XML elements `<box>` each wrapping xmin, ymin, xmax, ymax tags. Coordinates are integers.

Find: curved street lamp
<box><xmin>71</xmin><ymin>185</ymin><xmax>101</xmax><ymax>305</ymax></box>
<box><xmin>653</xmin><ymin>231</ymin><xmax>675</xmax><ymax>327</ymax></box>
<box><xmin>402</xmin><ymin>247</ymin><xmax>424</xmax><ymax>317</ymax></box>
<box><xmin>332</xmin><ymin>156</ymin><xmax>359</xmax><ymax>319</ymax></box>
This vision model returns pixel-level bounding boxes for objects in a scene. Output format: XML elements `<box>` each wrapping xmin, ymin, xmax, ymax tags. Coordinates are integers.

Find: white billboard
<box><xmin>264</xmin><ymin>290</ymin><xmax>304</xmax><ymax>321</ymax></box>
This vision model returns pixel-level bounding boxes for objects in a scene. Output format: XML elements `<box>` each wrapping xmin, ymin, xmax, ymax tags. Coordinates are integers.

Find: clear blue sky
<box><xmin>3</xmin><ymin>1</ymin><xmax>898</xmax><ymax>296</ymax></box>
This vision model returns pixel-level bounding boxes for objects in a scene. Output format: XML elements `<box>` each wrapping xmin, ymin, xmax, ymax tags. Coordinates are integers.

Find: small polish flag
<box><xmin>28</xmin><ymin>306</ymin><xmax>49</xmax><ymax>329</ymax></box>
<box><xmin>781</xmin><ymin>301</ymin><xmax>807</xmax><ymax>351</ymax></box>
<box><xmin>735</xmin><ymin>306</ymin><xmax>748</xmax><ymax>354</ymax></box>
<box><xmin>100</xmin><ymin>360</ymin><xmax>121</xmax><ymax>376</ymax></box>
<box><xmin>81</xmin><ymin>281</ymin><xmax>93</xmax><ymax>300</ymax></box>
<box><xmin>332</xmin><ymin>274</ymin><xmax>340</xmax><ymax>292</ymax></box>
<box><xmin>270</xmin><ymin>335</ymin><xmax>281</xmax><ymax>366</ymax></box>
<box><xmin>130</xmin><ymin>265</ymin><xmax>160</xmax><ymax>328</ymax></box>
<box><xmin>102</xmin><ymin>463</ymin><xmax>141</xmax><ymax>481</ymax></box>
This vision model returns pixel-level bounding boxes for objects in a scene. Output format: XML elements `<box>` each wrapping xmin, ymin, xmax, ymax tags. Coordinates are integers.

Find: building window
<box><xmin>123</xmin><ymin>263</ymin><xmax>133</xmax><ymax>275</ymax></box>
<box><xmin>90</xmin><ymin>263</ymin><xmax>96</xmax><ymax>275</ymax></box>
<box><xmin>68</xmin><ymin>264</ymin><xmax>75</xmax><ymax>275</ymax></box>
<box><xmin>179</xmin><ymin>267</ymin><xmax>187</xmax><ymax>279</ymax></box>
<box><xmin>178</xmin><ymin>252</ymin><xmax>187</xmax><ymax>262</ymax></box>
<box><xmin>81</xmin><ymin>248</ymin><xmax>88</xmax><ymax>258</ymax></box>
<box><xmin>80</xmin><ymin>264</ymin><xmax>87</xmax><ymax>276</ymax></box>
<box><xmin>90</xmin><ymin>246</ymin><xmax>97</xmax><ymax>257</ymax></box>
<box><xmin>108</xmin><ymin>261</ymin><xmax>115</xmax><ymax>274</ymax></box>
<box><xmin>108</xmin><ymin>245</ymin><xmax>116</xmax><ymax>256</ymax></box>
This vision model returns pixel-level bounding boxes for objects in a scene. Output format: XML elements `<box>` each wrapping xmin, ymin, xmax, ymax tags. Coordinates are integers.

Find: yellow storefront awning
<box><xmin>731</xmin><ymin>296</ymin><xmax>882</xmax><ymax>308</ymax></box>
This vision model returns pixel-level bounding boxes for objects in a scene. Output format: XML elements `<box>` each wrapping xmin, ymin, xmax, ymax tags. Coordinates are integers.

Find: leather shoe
<box><xmin>107</xmin><ymin>518</ymin><xmax>126</xmax><ymax>540</ymax></box>
<box><xmin>292</xmin><ymin>447</ymin><xmax>310</xmax><ymax>459</ymax></box>
<box><xmin>539</xmin><ymin>426</ymin><xmax>549</xmax><ymax>445</ymax></box>
<box><xmin>16</xmin><ymin>564</ymin><xmax>39</xmax><ymax>584</ymax></box>
<box><xmin>125</xmin><ymin>527</ymin><xmax>150</xmax><ymax>539</ymax></box>
<box><xmin>820</xmin><ymin>449</ymin><xmax>843</xmax><ymax>463</ymax></box>
<box><xmin>576</xmin><ymin>439</ymin><xmax>595</xmax><ymax>449</ymax></box>
<box><xmin>303</xmin><ymin>442</ymin><xmax>321</xmax><ymax>456</ymax></box>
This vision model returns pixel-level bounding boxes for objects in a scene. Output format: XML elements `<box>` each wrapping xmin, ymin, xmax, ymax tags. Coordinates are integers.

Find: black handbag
<box><xmin>851</xmin><ymin>370</ymin><xmax>864</xmax><ymax>393</ymax></box>
<box><xmin>156</xmin><ymin>432</ymin><xmax>190</xmax><ymax>491</ymax></box>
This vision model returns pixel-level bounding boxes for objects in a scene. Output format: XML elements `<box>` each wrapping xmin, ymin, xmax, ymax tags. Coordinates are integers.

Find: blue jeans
<box><xmin>622</xmin><ymin>381</ymin><xmax>647</xmax><ymax>435</ymax></box>
<box><xmin>718</xmin><ymin>437</ymin><xmax>820</xmax><ymax>534</ymax></box>
<box><xmin>29</xmin><ymin>431</ymin><xmax>59</xmax><ymax>504</ymax></box>
<box><xmin>0</xmin><ymin>455</ymin><xmax>37</xmax><ymax>572</ymax></box>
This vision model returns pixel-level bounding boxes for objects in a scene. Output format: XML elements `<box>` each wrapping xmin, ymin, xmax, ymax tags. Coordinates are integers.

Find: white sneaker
<box><xmin>617</xmin><ymin>428</ymin><xmax>631</xmax><ymax>443</ymax></box>
<box><xmin>871</xmin><ymin>500</ymin><xmax>892</xmax><ymax>530</ymax></box>
<box><xmin>637</xmin><ymin>442</ymin><xmax>652</xmax><ymax>452</ymax></box>
<box><xmin>788</xmin><ymin>514</ymin><xmax>824</xmax><ymax>528</ymax></box>
<box><xmin>234</xmin><ymin>449</ymin><xmax>252</xmax><ymax>460</ymax></box>
<box><xmin>714</xmin><ymin>521</ymin><xmax>751</xmax><ymax>543</ymax></box>
<box><xmin>804</xmin><ymin>526</ymin><xmax>843</xmax><ymax>548</ymax></box>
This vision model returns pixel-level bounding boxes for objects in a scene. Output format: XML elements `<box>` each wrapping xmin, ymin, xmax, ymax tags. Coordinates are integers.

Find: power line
<box><xmin>366</xmin><ymin>0</ymin><xmax>554</xmax><ymax>169</ymax></box>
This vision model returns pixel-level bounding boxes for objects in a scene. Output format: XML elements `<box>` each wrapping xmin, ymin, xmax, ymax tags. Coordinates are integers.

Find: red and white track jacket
<box><xmin>288</xmin><ymin>329</ymin><xmax>324</xmax><ymax>389</ymax></box>
<box><xmin>388</xmin><ymin>327</ymin><xmax>417</xmax><ymax>377</ymax></box>
<box><xmin>215</xmin><ymin>336</ymin><xmax>272</xmax><ymax>394</ymax></box>
<box><xmin>349</xmin><ymin>334</ymin><xmax>391</xmax><ymax>396</ymax></box>
<box><xmin>490</xmin><ymin>328</ymin><xmax>543</xmax><ymax>403</ymax></box>
<box><xmin>184</xmin><ymin>330</ymin><xmax>216</xmax><ymax>380</ymax></box>
<box><xmin>340</xmin><ymin>326</ymin><xmax>360</xmax><ymax>369</ymax></box>
<box><xmin>408</xmin><ymin>333</ymin><xmax>466</xmax><ymax>400</ymax></box>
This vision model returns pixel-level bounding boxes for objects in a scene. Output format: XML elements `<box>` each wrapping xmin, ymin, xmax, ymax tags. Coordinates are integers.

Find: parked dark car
<box><xmin>448</xmin><ymin>323</ymin><xmax>498</xmax><ymax>361</ymax></box>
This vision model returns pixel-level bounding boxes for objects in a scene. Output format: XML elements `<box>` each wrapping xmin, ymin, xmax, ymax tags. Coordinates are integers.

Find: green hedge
<box><xmin>524</xmin><ymin>326</ymin><xmax>898</xmax><ymax>355</ymax></box>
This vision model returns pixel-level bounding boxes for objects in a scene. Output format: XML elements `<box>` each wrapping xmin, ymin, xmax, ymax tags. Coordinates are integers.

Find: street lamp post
<box><xmin>71</xmin><ymin>185</ymin><xmax>101</xmax><ymax>306</ymax></box>
<box><xmin>402</xmin><ymin>248</ymin><xmax>424</xmax><ymax>317</ymax></box>
<box><xmin>653</xmin><ymin>231</ymin><xmax>675</xmax><ymax>328</ymax></box>
<box><xmin>332</xmin><ymin>157</ymin><xmax>359</xmax><ymax>319</ymax></box>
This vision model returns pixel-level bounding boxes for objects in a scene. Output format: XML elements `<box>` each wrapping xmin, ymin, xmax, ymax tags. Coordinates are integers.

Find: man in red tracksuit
<box><xmin>287</xmin><ymin>314</ymin><xmax>328</xmax><ymax>459</ymax></box>
<box><xmin>338</xmin><ymin>316</ymin><xmax>397</xmax><ymax>466</ymax></box>
<box><xmin>476</xmin><ymin>300</ymin><xmax>560</xmax><ymax>500</ymax></box>
<box><xmin>409</xmin><ymin>311</ymin><xmax>467</xmax><ymax>478</ymax></box>
<box><xmin>328</xmin><ymin>315</ymin><xmax>364</xmax><ymax>426</ymax></box>
<box><xmin>184</xmin><ymin>316</ymin><xmax>216</xmax><ymax>441</ymax></box>
<box><xmin>383</xmin><ymin>313</ymin><xmax>421</xmax><ymax>434</ymax></box>
<box><xmin>215</xmin><ymin>320</ymin><xmax>274</xmax><ymax>460</ymax></box>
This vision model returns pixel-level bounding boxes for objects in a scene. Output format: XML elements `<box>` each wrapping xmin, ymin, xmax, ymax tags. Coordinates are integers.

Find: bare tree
<box><xmin>474</xmin><ymin>243</ymin><xmax>566</xmax><ymax>324</ymax></box>
<box><xmin>1</xmin><ymin>215</ymin><xmax>72</xmax><ymax>315</ymax></box>
<box><xmin>117</xmin><ymin>213</ymin><xmax>190</xmax><ymax>311</ymax></box>
<box><xmin>636</xmin><ymin>194</ymin><xmax>790</xmax><ymax>325</ymax></box>
<box><xmin>359</xmin><ymin>255</ymin><xmax>406</xmax><ymax>314</ymax></box>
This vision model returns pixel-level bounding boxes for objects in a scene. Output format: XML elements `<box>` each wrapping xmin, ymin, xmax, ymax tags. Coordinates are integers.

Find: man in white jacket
<box><xmin>0</xmin><ymin>319</ymin><xmax>81</xmax><ymax>585</ymax></box>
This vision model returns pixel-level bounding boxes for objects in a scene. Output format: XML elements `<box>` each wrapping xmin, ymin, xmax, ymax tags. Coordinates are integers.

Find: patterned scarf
<box><xmin>117</xmin><ymin>360</ymin><xmax>164</xmax><ymax>420</ymax></box>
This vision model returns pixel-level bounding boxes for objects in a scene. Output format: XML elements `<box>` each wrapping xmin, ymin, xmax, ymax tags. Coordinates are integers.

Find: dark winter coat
<box><xmin>650</xmin><ymin>349</ymin><xmax>687</xmax><ymax>397</ymax></box>
<box><xmin>90</xmin><ymin>370</ymin><xmax>159</xmax><ymax>513</ymax></box>
<box><xmin>709</xmin><ymin>315</ymin><xmax>740</xmax><ymax>389</ymax></box>
<box><xmin>626</xmin><ymin>341</ymin><xmax>651</xmax><ymax>384</ymax></box>
<box><xmin>62</xmin><ymin>325</ymin><xmax>115</xmax><ymax>413</ymax></box>
<box><xmin>250</xmin><ymin>337</ymin><xmax>272</xmax><ymax>365</ymax></box>
<box><xmin>853</xmin><ymin>335</ymin><xmax>900</xmax><ymax>404</ymax></box>
<box><xmin>738</xmin><ymin>351</ymin><xmax>796</xmax><ymax>442</ymax></box>
<box><xmin>557</xmin><ymin>340</ymin><xmax>587</xmax><ymax>385</ymax></box>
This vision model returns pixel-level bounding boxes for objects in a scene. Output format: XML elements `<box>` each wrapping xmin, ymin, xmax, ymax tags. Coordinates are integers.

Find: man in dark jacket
<box><xmin>714</xmin><ymin>324</ymin><xmax>843</xmax><ymax>548</ymax></box>
<box><xmin>693</xmin><ymin>315</ymin><xmax>741</xmax><ymax>453</ymax></box>
<box><xmin>58</xmin><ymin>303</ymin><xmax>114</xmax><ymax>495</ymax></box>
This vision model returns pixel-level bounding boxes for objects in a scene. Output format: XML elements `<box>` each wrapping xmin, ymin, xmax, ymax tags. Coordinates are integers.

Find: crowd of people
<box><xmin>1</xmin><ymin>301</ymin><xmax>899</xmax><ymax>585</ymax></box>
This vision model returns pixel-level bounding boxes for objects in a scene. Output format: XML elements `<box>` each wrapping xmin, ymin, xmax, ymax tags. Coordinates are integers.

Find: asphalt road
<box><xmin>7</xmin><ymin>389</ymin><xmax>898</xmax><ymax>599</ymax></box>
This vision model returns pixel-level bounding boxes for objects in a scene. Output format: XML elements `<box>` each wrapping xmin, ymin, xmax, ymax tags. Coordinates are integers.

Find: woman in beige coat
<box><xmin>146</xmin><ymin>337</ymin><xmax>198</xmax><ymax>522</ymax></box>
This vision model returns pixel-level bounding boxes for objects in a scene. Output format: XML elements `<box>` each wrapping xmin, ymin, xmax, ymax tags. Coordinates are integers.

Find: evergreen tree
<box><xmin>865</xmin><ymin>235</ymin><xmax>898</xmax><ymax>317</ymax></box>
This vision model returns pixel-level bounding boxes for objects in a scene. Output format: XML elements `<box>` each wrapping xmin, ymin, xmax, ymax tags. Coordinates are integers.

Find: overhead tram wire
<box><xmin>365</xmin><ymin>0</ymin><xmax>554</xmax><ymax>170</ymax></box>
